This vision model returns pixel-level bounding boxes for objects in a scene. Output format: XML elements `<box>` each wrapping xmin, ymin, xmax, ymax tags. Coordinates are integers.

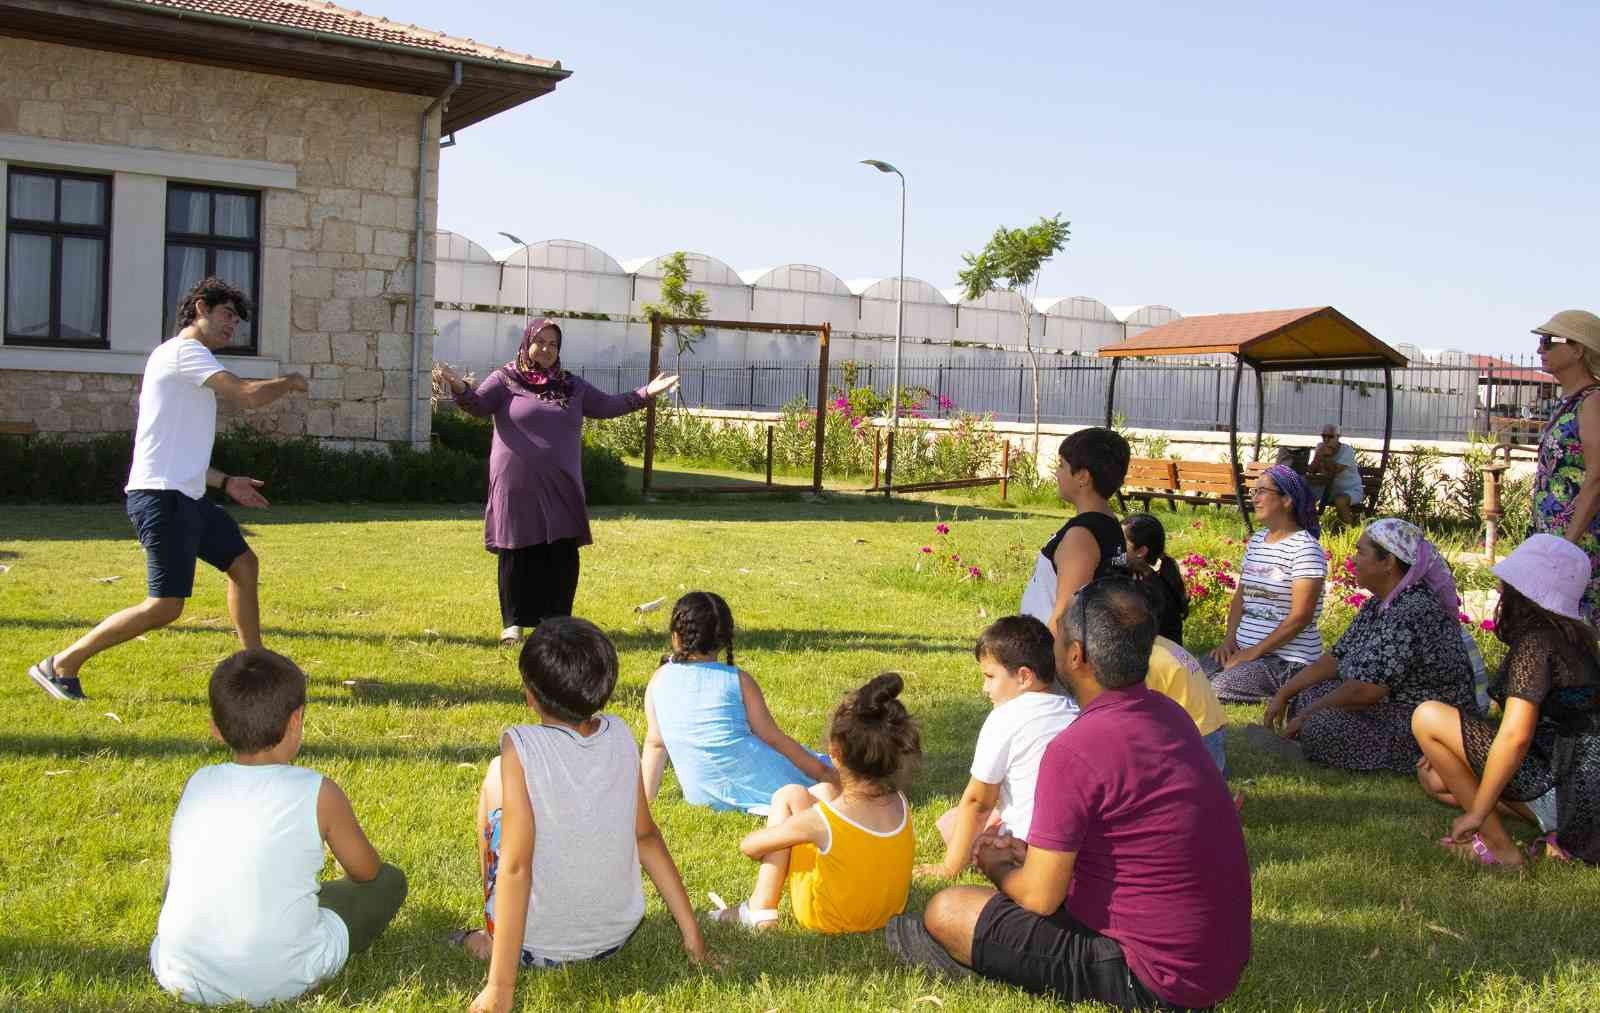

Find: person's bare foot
<box><xmin>454</xmin><ymin>928</ymin><xmax>494</xmax><ymax>960</ymax></box>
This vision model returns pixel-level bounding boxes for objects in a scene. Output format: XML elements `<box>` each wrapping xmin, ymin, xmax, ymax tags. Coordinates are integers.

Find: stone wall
<box><xmin>0</xmin><ymin>36</ymin><xmax>440</xmax><ymax>445</ymax></box>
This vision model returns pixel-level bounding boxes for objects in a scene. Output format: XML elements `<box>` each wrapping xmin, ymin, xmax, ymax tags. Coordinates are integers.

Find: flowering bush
<box><xmin>915</xmin><ymin>518</ymin><xmax>985</xmax><ymax>582</ymax></box>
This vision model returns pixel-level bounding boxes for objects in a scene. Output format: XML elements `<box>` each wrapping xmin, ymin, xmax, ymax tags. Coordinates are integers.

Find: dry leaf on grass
<box><xmin>1425</xmin><ymin>922</ymin><xmax>1466</xmax><ymax>942</ymax></box>
<box><xmin>44</xmin><ymin>769</ymin><xmax>72</xmax><ymax>777</ymax></box>
<box><xmin>0</xmin><ymin>563</ymin><xmax>11</xmax><ymax>574</ymax></box>
<box><xmin>456</xmin><ymin>762</ymin><xmax>477</xmax><ymax>769</ymax></box>
<box><xmin>912</xmin><ymin>996</ymin><xmax>945</xmax><ymax>1007</ymax></box>
<box><xmin>103</xmin><ymin>712</ymin><xmax>122</xmax><ymax>723</ymax></box>
<box><xmin>94</xmin><ymin>575</ymin><xmax>122</xmax><ymax>584</ymax></box>
<box><xmin>634</xmin><ymin>597</ymin><xmax>665</xmax><ymax>614</ymax></box>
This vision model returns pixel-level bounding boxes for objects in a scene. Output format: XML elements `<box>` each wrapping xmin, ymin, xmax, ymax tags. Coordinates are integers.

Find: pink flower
<box><xmin>950</xmin><ymin>553</ymin><xmax>961</xmax><ymax>562</ymax></box>
<box><xmin>1480</xmin><ymin>619</ymin><xmax>1497</xmax><ymax>632</ymax></box>
<box><xmin>849</xmin><ymin>417</ymin><xmax>862</xmax><ymax>429</ymax></box>
<box><xmin>1324</xmin><ymin>548</ymin><xmax>1334</xmax><ymax>560</ymax></box>
<box><xmin>1217</xmin><ymin>573</ymin><xmax>1237</xmax><ymax>589</ymax></box>
<box><xmin>1343</xmin><ymin>558</ymin><xmax>1356</xmax><ymax>573</ymax></box>
<box><xmin>935</xmin><ymin>523</ymin><xmax>949</xmax><ymax>535</ymax></box>
<box><xmin>1344</xmin><ymin>593</ymin><xmax>1369</xmax><ymax>608</ymax></box>
<box><xmin>938</xmin><ymin>395</ymin><xmax>955</xmax><ymax>411</ymax></box>
<box><xmin>1459</xmin><ymin>611</ymin><xmax>1472</xmax><ymax>624</ymax></box>
<box><xmin>920</xmin><ymin>546</ymin><xmax>933</xmax><ymax>554</ymax></box>
<box><xmin>968</xmin><ymin>566</ymin><xmax>982</xmax><ymax>577</ymax></box>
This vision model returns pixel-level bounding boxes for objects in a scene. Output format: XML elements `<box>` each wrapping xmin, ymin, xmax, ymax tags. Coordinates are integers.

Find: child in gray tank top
<box><xmin>459</xmin><ymin>618</ymin><xmax>707</xmax><ymax>1013</ymax></box>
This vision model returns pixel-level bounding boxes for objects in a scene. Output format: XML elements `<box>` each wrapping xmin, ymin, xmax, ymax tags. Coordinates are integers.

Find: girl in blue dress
<box><xmin>642</xmin><ymin>592</ymin><xmax>833</xmax><ymax>814</ymax></box>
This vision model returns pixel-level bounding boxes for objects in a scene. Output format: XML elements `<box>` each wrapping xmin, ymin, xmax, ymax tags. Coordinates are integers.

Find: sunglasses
<box><xmin>1538</xmin><ymin>334</ymin><xmax>1570</xmax><ymax>350</ymax></box>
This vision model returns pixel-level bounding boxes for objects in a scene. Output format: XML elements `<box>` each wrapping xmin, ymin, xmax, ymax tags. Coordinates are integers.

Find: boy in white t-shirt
<box><xmin>151</xmin><ymin>648</ymin><xmax>406</xmax><ymax>1006</ymax></box>
<box><xmin>28</xmin><ymin>277</ymin><xmax>307</xmax><ymax>702</ymax></box>
<box><xmin>914</xmin><ymin>616</ymin><xmax>1077</xmax><ymax>879</ymax></box>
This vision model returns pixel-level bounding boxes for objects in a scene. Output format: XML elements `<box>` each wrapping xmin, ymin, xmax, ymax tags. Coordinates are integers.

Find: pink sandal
<box><xmin>1438</xmin><ymin>833</ymin><xmax>1526</xmax><ymax>872</ymax></box>
<box><xmin>1527</xmin><ymin>833</ymin><xmax>1572</xmax><ymax>862</ymax></box>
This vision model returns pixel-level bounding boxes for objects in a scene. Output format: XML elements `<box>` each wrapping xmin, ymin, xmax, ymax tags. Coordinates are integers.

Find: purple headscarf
<box><xmin>1366</xmin><ymin>518</ymin><xmax>1459</xmax><ymax>614</ymax></box>
<box><xmin>1265</xmin><ymin>464</ymin><xmax>1321</xmax><ymax>538</ymax></box>
<box><xmin>500</xmin><ymin>318</ymin><xmax>575</xmax><ymax>404</ymax></box>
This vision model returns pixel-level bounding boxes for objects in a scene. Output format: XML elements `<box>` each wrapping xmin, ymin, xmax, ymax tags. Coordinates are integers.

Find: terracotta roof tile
<box><xmin>1101</xmin><ymin>307</ymin><xmax>1408</xmax><ymax>369</ymax></box>
<box><xmin>130</xmin><ymin>0</ymin><xmax>559</xmax><ymax>71</ymax></box>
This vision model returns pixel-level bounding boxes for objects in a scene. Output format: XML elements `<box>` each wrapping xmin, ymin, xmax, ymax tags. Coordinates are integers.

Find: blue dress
<box><xmin>650</xmin><ymin>661</ymin><xmax>818</xmax><ymax>813</ymax></box>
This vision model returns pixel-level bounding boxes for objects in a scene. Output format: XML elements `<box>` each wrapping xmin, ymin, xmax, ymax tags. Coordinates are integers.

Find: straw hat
<box><xmin>1533</xmin><ymin>310</ymin><xmax>1600</xmax><ymax>353</ymax></box>
<box><xmin>1492</xmin><ymin>533</ymin><xmax>1591</xmax><ymax>622</ymax></box>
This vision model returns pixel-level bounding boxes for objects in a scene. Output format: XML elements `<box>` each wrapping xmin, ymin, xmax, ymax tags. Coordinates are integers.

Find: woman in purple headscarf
<box><xmin>437</xmin><ymin>319</ymin><xmax>678</xmax><ymax>644</ymax></box>
<box><xmin>1260</xmin><ymin>518</ymin><xmax>1479</xmax><ymax>772</ymax></box>
<box><xmin>1201</xmin><ymin>465</ymin><xmax>1328</xmax><ymax>701</ymax></box>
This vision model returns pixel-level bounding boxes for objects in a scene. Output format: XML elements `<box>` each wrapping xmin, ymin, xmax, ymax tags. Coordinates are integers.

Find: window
<box><xmin>4</xmin><ymin>168</ymin><xmax>112</xmax><ymax>346</ymax></box>
<box><xmin>164</xmin><ymin>185</ymin><xmax>260</xmax><ymax>353</ymax></box>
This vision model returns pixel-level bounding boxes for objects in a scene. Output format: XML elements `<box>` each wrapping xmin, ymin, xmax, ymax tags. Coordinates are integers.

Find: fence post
<box><xmin>766</xmin><ymin>425</ymin><xmax>774</xmax><ymax>486</ymax></box>
<box><xmin>872</xmin><ymin>428</ymin><xmax>882</xmax><ymax>489</ymax></box>
<box><xmin>748</xmin><ymin>364</ymin><xmax>756</xmax><ymax>408</ymax></box>
<box><xmin>999</xmin><ymin>440</ymin><xmax>1010</xmax><ymax>501</ymax></box>
<box><xmin>1016</xmin><ymin>365</ymin><xmax>1025</xmax><ymax>420</ymax></box>
<box><xmin>699</xmin><ymin>366</ymin><xmax>705</xmax><ymax>406</ymax></box>
<box><xmin>937</xmin><ymin>363</ymin><xmax>945</xmax><ymax>415</ymax></box>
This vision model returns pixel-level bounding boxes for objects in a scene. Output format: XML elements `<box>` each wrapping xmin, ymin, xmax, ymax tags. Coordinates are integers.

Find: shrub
<box><xmin>1377</xmin><ymin>447</ymin><xmax>1441</xmax><ymax>524</ymax></box>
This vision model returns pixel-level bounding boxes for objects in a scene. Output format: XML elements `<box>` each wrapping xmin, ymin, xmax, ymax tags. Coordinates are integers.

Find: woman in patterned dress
<box><xmin>1411</xmin><ymin>534</ymin><xmax>1600</xmax><ymax>868</ymax></box>
<box><xmin>1262</xmin><ymin>519</ymin><xmax>1476</xmax><ymax>772</ymax></box>
<box><xmin>1530</xmin><ymin>309</ymin><xmax>1600</xmax><ymax>622</ymax></box>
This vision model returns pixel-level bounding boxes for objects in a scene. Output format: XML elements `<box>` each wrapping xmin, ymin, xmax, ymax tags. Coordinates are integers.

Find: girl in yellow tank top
<box><xmin>710</xmin><ymin>673</ymin><xmax>921</xmax><ymax>934</ymax></box>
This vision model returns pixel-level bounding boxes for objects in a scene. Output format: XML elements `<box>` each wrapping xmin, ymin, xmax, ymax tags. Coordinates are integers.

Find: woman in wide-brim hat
<box><xmin>1531</xmin><ymin>309</ymin><xmax>1600</xmax><ymax>622</ymax></box>
<box><xmin>1411</xmin><ymin>534</ymin><xmax>1600</xmax><ymax>869</ymax></box>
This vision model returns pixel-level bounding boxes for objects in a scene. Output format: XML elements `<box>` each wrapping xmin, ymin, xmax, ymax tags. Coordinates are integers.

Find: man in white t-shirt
<box><xmin>1306</xmin><ymin>424</ymin><xmax>1363</xmax><ymax>523</ymax></box>
<box><xmin>915</xmin><ymin>615</ymin><xmax>1077</xmax><ymax>879</ymax></box>
<box><xmin>28</xmin><ymin>277</ymin><xmax>308</xmax><ymax>702</ymax></box>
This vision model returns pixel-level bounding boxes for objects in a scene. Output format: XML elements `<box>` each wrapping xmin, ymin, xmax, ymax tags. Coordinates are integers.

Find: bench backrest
<box><xmin>1124</xmin><ymin>457</ymin><xmax>1178</xmax><ymax>491</ymax></box>
<box><xmin>1176</xmin><ymin>460</ymin><xmax>1240</xmax><ymax>497</ymax></box>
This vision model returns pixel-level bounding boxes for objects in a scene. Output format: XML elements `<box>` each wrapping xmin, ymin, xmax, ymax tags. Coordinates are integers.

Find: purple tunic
<box><xmin>453</xmin><ymin>371</ymin><xmax>645</xmax><ymax>551</ymax></box>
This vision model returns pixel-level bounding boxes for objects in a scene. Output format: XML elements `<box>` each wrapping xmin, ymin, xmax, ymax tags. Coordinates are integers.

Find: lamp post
<box><xmin>497</xmin><ymin>230</ymin><xmax>531</xmax><ymax>335</ymax></box>
<box><xmin>860</xmin><ymin>159</ymin><xmax>904</xmax><ymax>495</ymax></box>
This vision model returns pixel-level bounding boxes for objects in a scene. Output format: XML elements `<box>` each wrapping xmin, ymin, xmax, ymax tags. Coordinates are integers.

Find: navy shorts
<box><xmin>125</xmin><ymin>490</ymin><xmax>249</xmax><ymax>599</ymax></box>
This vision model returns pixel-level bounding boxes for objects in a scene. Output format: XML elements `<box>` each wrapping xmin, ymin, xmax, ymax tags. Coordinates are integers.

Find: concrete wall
<box><xmin>0</xmin><ymin>37</ymin><xmax>439</xmax><ymax>446</ymax></box>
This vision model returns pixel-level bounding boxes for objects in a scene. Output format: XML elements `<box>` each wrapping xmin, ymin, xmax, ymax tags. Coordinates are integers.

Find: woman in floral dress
<box><xmin>1531</xmin><ymin>309</ymin><xmax>1600</xmax><ymax>622</ymax></box>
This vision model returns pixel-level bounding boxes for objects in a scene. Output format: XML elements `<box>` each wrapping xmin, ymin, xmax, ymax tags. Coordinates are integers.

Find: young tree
<box><xmin>641</xmin><ymin>251</ymin><xmax>710</xmax><ymax>405</ymax></box>
<box><xmin>957</xmin><ymin>214</ymin><xmax>1071</xmax><ymax>458</ymax></box>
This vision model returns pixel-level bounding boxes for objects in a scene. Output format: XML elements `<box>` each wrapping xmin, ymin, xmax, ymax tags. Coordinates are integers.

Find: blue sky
<box><xmin>375</xmin><ymin>1</ymin><xmax>1595</xmax><ymax>355</ymax></box>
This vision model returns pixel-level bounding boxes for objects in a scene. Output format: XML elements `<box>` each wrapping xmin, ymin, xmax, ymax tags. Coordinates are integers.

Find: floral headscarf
<box><xmin>1366</xmin><ymin>517</ymin><xmax>1459</xmax><ymax>613</ymax></box>
<box><xmin>1265</xmin><ymin>464</ymin><xmax>1321</xmax><ymax>538</ymax></box>
<box><xmin>499</xmin><ymin>318</ymin><xmax>574</xmax><ymax>405</ymax></box>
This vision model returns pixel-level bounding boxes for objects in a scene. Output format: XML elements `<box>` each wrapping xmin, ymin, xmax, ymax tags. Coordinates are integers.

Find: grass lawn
<box><xmin>3</xmin><ymin>490</ymin><xmax>1598</xmax><ymax>1012</ymax></box>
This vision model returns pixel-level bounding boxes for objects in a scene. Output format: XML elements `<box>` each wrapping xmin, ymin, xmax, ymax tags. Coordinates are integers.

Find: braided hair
<box><xmin>668</xmin><ymin>590</ymin><xmax>736</xmax><ymax>666</ymax></box>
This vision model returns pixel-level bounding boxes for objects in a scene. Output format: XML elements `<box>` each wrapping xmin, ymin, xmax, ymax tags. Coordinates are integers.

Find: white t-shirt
<box><xmin>1235</xmin><ymin>528</ymin><xmax>1327</xmax><ymax>664</ymax></box>
<box><xmin>126</xmin><ymin>337</ymin><xmax>225</xmax><ymax>499</ymax></box>
<box><xmin>150</xmin><ymin>763</ymin><xmax>348</xmax><ymax>1007</ymax></box>
<box><xmin>1313</xmin><ymin>443</ymin><xmax>1363</xmax><ymax>502</ymax></box>
<box><xmin>969</xmin><ymin>690</ymin><xmax>1078</xmax><ymax>839</ymax></box>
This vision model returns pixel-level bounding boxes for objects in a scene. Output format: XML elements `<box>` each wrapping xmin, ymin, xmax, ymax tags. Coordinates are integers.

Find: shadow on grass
<box><xmin>0</xmin><ymin>733</ymin><xmax>491</xmax><ymax>763</ymax></box>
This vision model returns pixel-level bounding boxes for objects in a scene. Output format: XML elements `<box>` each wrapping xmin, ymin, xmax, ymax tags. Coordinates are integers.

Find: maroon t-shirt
<box><xmin>1029</xmin><ymin>683</ymin><xmax>1251</xmax><ymax>1008</ymax></box>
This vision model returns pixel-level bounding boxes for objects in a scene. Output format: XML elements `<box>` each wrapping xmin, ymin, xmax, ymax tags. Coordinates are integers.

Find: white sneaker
<box><xmin>499</xmin><ymin>625</ymin><xmax>522</xmax><ymax>646</ymax></box>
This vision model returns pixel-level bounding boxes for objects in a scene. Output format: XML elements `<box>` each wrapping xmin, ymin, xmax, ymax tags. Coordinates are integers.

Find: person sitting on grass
<box><xmin>643</xmin><ymin>591</ymin><xmax>833</xmax><ymax>815</ymax></box>
<box><xmin>1261</xmin><ymin>519</ymin><xmax>1477</xmax><ymax>772</ymax></box>
<box><xmin>1019</xmin><ymin>427</ymin><xmax>1132</xmax><ymax>635</ymax></box>
<box><xmin>885</xmin><ymin>579</ymin><xmax>1250</xmax><ymax>1011</ymax></box>
<box><xmin>463</xmin><ymin>618</ymin><xmax>706</xmax><ymax>1013</ymax></box>
<box><xmin>151</xmin><ymin>648</ymin><xmax>407</xmax><ymax>1007</ymax></box>
<box><xmin>1412</xmin><ymin>534</ymin><xmax>1600</xmax><ymax>869</ymax></box>
<box><xmin>1122</xmin><ymin>512</ymin><xmax>1190</xmax><ymax>646</ymax></box>
<box><xmin>915</xmin><ymin>616</ymin><xmax>1077</xmax><ymax>880</ymax></box>
<box><xmin>1203</xmin><ymin>464</ymin><xmax>1327</xmax><ymax>702</ymax></box>
<box><xmin>710</xmin><ymin>673</ymin><xmax>920</xmax><ymax>933</ymax></box>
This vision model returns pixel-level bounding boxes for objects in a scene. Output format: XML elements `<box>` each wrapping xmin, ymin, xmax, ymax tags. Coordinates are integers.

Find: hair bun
<box><xmin>858</xmin><ymin>672</ymin><xmax>904</xmax><ymax>720</ymax></box>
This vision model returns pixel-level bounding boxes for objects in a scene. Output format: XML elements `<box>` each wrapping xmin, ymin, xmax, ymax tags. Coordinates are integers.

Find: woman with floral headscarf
<box><xmin>1202</xmin><ymin>465</ymin><xmax>1327</xmax><ymax>701</ymax></box>
<box><xmin>1261</xmin><ymin>519</ymin><xmax>1477</xmax><ymax>772</ymax></box>
<box><xmin>437</xmin><ymin>320</ymin><xmax>678</xmax><ymax>644</ymax></box>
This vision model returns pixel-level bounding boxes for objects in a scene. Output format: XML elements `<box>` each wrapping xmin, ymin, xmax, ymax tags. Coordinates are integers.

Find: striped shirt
<box><xmin>1235</xmin><ymin>529</ymin><xmax>1326</xmax><ymax>664</ymax></box>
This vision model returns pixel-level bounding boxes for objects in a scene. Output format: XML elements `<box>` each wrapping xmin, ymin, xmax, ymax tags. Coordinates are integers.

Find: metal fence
<box><xmin>569</xmin><ymin>353</ymin><xmax>1554</xmax><ymax>443</ymax></box>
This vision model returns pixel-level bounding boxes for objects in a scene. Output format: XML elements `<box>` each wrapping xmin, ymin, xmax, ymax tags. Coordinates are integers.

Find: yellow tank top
<box><xmin>788</xmin><ymin>793</ymin><xmax>914</xmax><ymax>934</ymax></box>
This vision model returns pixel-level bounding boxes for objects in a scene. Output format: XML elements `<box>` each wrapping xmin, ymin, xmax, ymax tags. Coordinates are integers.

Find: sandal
<box><xmin>1527</xmin><ymin>833</ymin><xmax>1573</xmax><ymax>863</ymax></box>
<box><xmin>1438</xmin><ymin>833</ymin><xmax>1526</xmax><ymax>872</ymax></box>
<box><xmin>704</xmin><ymin>892</ymin><xmax>778</xmax><ymax>930</ymax></box>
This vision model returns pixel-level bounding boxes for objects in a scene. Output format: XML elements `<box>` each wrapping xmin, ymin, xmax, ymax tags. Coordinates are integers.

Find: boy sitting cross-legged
<box><xmin>916</xmin><ymin>616</ymin><xmax>1078</xmax><ymax>879</ymax></box>
<box><xmin>465</xmin><ymin>617</ymin><xmax>706</xmax><ymax>1013</ymax></box>
<box><xmin>151</xmin><ymin>648</ymin><xmax>407</xmax><ymax>1007</ymax></box>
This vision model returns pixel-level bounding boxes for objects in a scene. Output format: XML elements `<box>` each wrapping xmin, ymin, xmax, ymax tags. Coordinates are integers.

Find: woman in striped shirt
<box><xmin>1201</xmin><ymin>465</ymin><xmax>1327</xmax><ymax>702</ymax></box>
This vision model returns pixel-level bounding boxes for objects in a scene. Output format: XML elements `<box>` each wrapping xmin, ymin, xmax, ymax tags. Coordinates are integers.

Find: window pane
<box><xmin>59</xmin><ymin>237</ymin><xmax>105</xmax><ymax>341</ymax></box>
<box><xmin>213</xmin><ymin>193</ymin><xmax>257</xmax><ymax>239</ymax></box>
<box><xmin>6</xmin><ymin>233</ymin><xmax>53</xmax><ymax>338</ymax></box>
<box><xmin>215</xmin><ymin>249</ymin><xmax>255</xmax><ymax>348</ymax></box>
<box><xmin>59</xmin><ymin>178</ymin><xmax>108</xmax><ymax>226</ymax></box>
<box><xmin>165</xmin><ymin>245</ymin><xmax>207</xmax><ymax>336</ymax></box>
<box><xmin>8</xmin><ymin>174</ymin><xmax>55</xmax><ymax>222</ymax></box>
<box><xmin>167</xmin><ymin>189</ymin><xmax>209</xmax><ymax>234</ymax></box>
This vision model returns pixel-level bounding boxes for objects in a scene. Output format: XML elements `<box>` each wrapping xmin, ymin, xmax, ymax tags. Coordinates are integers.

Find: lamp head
<box><xmin>498</xmin><ymin>230</ymin><xmax>527</xmax><ymax>246</ymax></box>
<box><xmin>860</xmin><ymin>159</ymin><xmax>900</xmax><ymax>175</ymax></box>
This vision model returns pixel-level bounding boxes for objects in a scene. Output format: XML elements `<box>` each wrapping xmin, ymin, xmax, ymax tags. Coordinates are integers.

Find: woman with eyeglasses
<box><xmin>1531</xmin><ymin>310</ymin><xmax>1600</xmax><ymax>623</ymax></box>
<box><xmin>1201</xmin><ymin>465</ymin><xmax>1327</xmax><ymax>702</ymax></box>
<box><xmin>436</xmin><ymin>319</ymin><xmax>678</xmax><ymax>645</ymax></box>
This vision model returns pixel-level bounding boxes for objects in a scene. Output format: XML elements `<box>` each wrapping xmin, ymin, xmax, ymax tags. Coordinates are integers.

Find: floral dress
<box><xmin>1462</xmin><ymin>628</ymin><xmax>1600</xmax><ymax>864</ymax></box>
<box><xmin>1534</xmin><ymin>384</ymin><xmax>1600</xmax><ymax>621</ymax></box>
<box><xmin>1291</xmin><ymin>585</ymin><xmax>1477</xmax><ymax>773</ymax></box>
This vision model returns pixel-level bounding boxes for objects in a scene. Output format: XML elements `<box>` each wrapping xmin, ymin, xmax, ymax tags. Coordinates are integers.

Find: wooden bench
<box><xmin>1120</xmin><ymin>457</ymin><xmax>1179</xmax><ymax>510</ymax></box>
<box><xmin>1241</xmin><ymin>460</ymin><xmax>1383</xmax><ymax>517</ymax></box>
<box><xmin>1176</xmin><ymin>461</ymin><xmax>1241</xmax><ymax>508</ymax></box>
<box><xmin>0</xmin><ymin>420</ymin><xmax>38</xmax><ymax>441</ymax></box>
<box><xmin>1116</xmin><ymin>457</ymin><xmax>1248</xmax><ymax>511</ymax></box>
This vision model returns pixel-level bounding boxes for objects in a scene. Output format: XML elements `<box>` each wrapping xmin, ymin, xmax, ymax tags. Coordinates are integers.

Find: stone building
<box><xmin>0</xmin><ymin>0</ymin><xmax>567</xmax><ymax>445</ymax></box>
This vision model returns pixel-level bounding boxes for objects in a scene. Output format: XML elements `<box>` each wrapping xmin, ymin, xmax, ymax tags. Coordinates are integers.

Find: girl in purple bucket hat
<box><xmin>1412</xmin><ymin>533</ymin><xmax>1600</xmax><ymax>869</ymax></box>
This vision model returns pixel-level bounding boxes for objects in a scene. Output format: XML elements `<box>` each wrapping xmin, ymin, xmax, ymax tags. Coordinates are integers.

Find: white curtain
<box><xmin>164</xmin><ymin>246</ymin><xmax>207</xmax><ymax>336</ymax></box>
<box><xmin>59</xmin><ymin>237</ymin><xmax>105</xmax><ymax>340</ymax></box>
<box><xmin>213</xmin><ymin>194</ymin><xmax>255</xmax><ymax>239</ymax></box>
<box><xmin>5</xmin><ymin>234</ymin><xmax>51</xmax><ymax>337</ymax></box>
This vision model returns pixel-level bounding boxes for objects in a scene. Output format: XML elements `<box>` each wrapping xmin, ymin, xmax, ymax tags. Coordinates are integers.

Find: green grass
<box><xmin>2</xmin><ymin>494</ymin><xmax>1597</xmax><ymax>1012</ymax></box>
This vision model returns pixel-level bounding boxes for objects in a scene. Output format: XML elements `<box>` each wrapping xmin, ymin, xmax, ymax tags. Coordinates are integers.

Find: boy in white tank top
<box><xmin>150</xmin><ymin>649</ymin><xmax>406</xmax><ymax>1007</ymax></box>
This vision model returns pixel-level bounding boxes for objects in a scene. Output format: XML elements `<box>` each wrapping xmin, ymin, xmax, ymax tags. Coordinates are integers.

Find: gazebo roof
<box><xmin>1098</xmin><ymin>306</ymin><xmax>1408</xmax><ymax>371</ymax></box>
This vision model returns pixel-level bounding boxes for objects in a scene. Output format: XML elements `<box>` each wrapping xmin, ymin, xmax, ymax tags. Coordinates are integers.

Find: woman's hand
<box><xmin>1210</xmin><ymin>634</ymin><xmax>1239</xmax><ymax>665</ymax></box>
<box><xmin>1263</xmin><ymin>689</ymin><xmax>1290</xmax><ymax>731</ymax></box>
<box><xmin>469</xmin><ymin>983</ymin><xmax>514</xmax><ymax>1013</ymax></box>
<box><xmin>1281</xmin><ymin>712</ymin><xmax>1309</xmax><ymax>740</ymax></box>
<box><xmin>1222</xmin><ymin>644</ymin><xmax>1257</xmax><ymax>671</ymax></box>
<box><xmin>644</xmin><ymin>373</ymin><xmax>680</xmax><ymax>398</ymax></box>
<box><xmin>1450</xmin><ymin>810</ymin><xmax>1486</xmax><ymax>843</ymax></box>
<box><xmin>435</xmin><ymin>362</ymin><xmax>466</xmax><ymax>395</ymax></box>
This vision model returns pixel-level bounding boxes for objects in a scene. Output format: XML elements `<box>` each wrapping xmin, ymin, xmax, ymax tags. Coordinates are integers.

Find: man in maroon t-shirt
<box><xmin>886</xmin><ymin>579</ymin><xmax>1251</xmax><ymax>1010</ymax></box>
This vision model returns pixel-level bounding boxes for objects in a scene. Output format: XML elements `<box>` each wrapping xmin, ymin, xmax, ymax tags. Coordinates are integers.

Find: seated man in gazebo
<box><xmin>1306</xmin><ymin>424</ymin><xmax>1362</xmax><ymax>523</ymax></box>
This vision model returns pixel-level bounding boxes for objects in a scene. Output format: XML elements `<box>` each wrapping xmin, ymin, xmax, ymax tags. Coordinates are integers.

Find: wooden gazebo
<box><xmin>1098</xmin><ymin>306</ymin><xmax>1408</xmax><ymax>531</ymax></box>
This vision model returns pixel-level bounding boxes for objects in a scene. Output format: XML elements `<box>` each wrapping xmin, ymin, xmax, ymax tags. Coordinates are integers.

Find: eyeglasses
<box><xmin>1250</xmin><ymin>485</ymin><xmax>1279</xmax><ymax>499</ymax></box>
<box><xmin>1538</xmin><ymin>334</ymin><xmax>1569</xmax><ymax>350</ymax></box>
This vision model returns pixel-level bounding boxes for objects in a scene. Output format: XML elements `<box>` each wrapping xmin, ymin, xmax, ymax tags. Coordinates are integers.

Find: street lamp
<box><xmin>498</xmin><ymin>230</ymin><xmax>531</xmax><ymax>335</ymax></box>
<box><xmin>860</xmin><ymin>159</ymin><xmax>905</xmax><ymax>495</ymax></box>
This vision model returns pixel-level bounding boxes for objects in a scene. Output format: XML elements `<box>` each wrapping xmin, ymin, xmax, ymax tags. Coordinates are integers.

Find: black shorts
<box><xmin>126</xmin><ymin>489</ymin><xmax>249</xmax><ymax>599</ymax></box>
<box><xmin>971</xmin><ymin>894</ymin><xmax>1204</xmax><ymax>1011</ymax></box>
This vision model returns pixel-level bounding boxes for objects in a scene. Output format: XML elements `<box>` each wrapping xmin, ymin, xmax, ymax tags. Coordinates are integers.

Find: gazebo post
<box><xmin>1103</xmin><ymin>357</ymin><xmax>1122</xmax><ymax>428</ymax></box>
<box><xmin>1229</xmin><ymin>356</ymin><xmax>1250</xmax><ymax>534</ymax></box>
<box><xmin>1253</xmin><ymin>365</ymin><xmax>1265</xmax><ymax>462</ymax></box>
<box><xmin>1378</xmin><ymin>365</ymin><xmax>1394</xmax><ymax>504</ymax></box>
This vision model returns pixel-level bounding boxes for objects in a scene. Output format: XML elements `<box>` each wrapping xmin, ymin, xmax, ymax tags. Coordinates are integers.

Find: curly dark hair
<box><xmin>827</xmin><ymin>673</ymin><xmax>921</xmax><ymax>792</ymax></box>
<box><xmin>175</xmin><ymin>276</ymin><xmax>252</xmax><ymax>329</ymax></box>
